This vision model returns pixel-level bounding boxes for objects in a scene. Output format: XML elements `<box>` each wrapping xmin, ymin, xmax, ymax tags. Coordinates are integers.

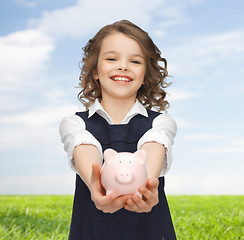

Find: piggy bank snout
<box><xmin>115</xmin><ymin>168</ymin><xmax>134</xmax><ymax>184</ymax></box>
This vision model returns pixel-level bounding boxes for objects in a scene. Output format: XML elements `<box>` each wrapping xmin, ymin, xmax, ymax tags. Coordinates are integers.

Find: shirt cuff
<box><xmin>137</xmin><ymin>129</ymin><xmax>173</xmax><ymax>177</ymax></box>
<box><xmin>59</xmin><ymin>115</ymin><xmax>103</xmax><ymax>172</ymax></box>
<box><xmin>66</xmin><ymin>130</ymin><xmax>103</xmax><ymax>172</ymax></box>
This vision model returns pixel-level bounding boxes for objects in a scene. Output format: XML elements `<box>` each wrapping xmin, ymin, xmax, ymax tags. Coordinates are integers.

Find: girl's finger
<box><xmin>125</xmin><ymin>198</ymin><xmax>138</xmax><ymax>211</ymax></box>
<box><xmin>99</xmin><ymin>193</ymin><xmax>130</xmax><ymax>209</ymax></box>
<box><xmin>138</xmin><ymin>186</ymin><xmax>154</xmax><ymax>202</ymax></box>
<box><xmin>146</xmin><ymin>178</ymin><xmax>159</xmax><ymax>191</ymax></box>
<box><xmin>138</xmin><ymin>185</ymin><xmax>159</xmax><ymax>209</ymax></box>
<box><xmin>115</xmin><ymin>195</ymin><xmax>132</xmax><ymax>208</ymax></box>
<box><xmin>132</xmin><ymin>194</ymin><xmax>148</xmax><ymax>211</ymax></box>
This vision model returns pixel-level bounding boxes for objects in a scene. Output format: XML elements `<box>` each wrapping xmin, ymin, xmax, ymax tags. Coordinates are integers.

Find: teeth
<box><xmin>113</xmin><ymin>77</ymin><xmax>131</xmax><ymax>82</ymax></box>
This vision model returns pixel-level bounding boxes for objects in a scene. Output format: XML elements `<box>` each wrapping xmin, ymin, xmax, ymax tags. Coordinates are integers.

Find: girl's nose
<box><xmin>117</xmin><ymin>61</ymin><xmax>128</xmax><ymax>71</ymax></box>
<box><xmin>117</xmin><ymin>66</ymin><xmax>128</xmax><ymax>71</ymax></box>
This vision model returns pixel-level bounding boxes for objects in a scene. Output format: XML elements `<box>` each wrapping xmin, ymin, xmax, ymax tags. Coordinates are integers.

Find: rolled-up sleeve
<box><xmin>137</xmin><ymin>113</ymin><xmax>177</xmax><ymax>176</ymax></box>
<box><xmin>59</xmin><ymin>115</ymin><xmax>103</xmax><ymax>172</ymax></box>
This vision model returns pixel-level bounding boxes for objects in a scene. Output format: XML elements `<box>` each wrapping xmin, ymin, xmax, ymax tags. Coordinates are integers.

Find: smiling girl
<box><xmin>60</xmin><ymin>20</ymin><xmax>177</xmax><ymax>239</ymax></box>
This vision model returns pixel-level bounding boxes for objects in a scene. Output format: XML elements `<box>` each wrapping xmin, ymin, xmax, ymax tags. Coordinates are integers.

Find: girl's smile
<box><xmin>94</xmin><ymin>32</ymin><xmax>146</xmax><ymax>101</ymax></box>
<box><xmin>110</xmin><ymin>74</ymin><xmax>133</xmax><ymax>85</ymax></box>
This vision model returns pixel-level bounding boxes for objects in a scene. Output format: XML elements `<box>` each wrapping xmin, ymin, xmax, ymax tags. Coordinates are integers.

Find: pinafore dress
<box><xmin>69</xmin><ymin>110</ymin><xmax>177</xmax><ymax>240</ymax></box>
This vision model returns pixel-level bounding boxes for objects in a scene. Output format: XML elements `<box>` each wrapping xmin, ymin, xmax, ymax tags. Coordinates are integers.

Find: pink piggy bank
<box><xmin>101</xmin><ymin>148</ymin><xmax>148</xmax><ymax>197</ymax></box>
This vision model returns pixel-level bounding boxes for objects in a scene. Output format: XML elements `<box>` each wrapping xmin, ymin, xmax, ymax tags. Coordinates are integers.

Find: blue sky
<box><xmin>0</xmin><ymin>0</ymin><xmax>243</xmax><ymax>195</ymax></box>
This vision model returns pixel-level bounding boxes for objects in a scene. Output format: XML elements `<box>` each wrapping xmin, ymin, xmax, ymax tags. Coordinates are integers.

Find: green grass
<box><xmin>0</xmin><ymin>195</ymin><xmax>243</xmax><ymax>239</ymax></box>
<box><xmin>0</xmin><ymin>196</ymin><xmax>73</xmax><ymax>240</ymax></box>
<box><xmin>168</xmin><ymin>195</ymin><xmax>244</xmax><ymax>240</ymax></box>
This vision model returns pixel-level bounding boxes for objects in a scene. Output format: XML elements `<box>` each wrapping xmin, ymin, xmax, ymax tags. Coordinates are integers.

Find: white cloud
<box><xmin>15</xmin><ymin>0</ymin><xmax>37</xmax><ymax>8</ymax></box>
<box><xmin>232</xmin><ymin>140</ymin><xmax>244</xmax><ymax>146</ymax></box>
<box><xmin>167</xmin><ymin>88</ymin><xmax>197</xmax><ymax>101</ymax></box>
<box><xmin>172</xmin><ymin>117</ymin><xmax>201</xmax><ymax>129</ymax></box>
<box><xmin>0</xmin><ymin>29</ymin><xmax>54</xmax><ymax>90</ymax></box>
<box><xmin>0</xmin><ymin>95</ymin><xmax>28</xmax><ymax>111</ymax></box>
<box><xmin>179</xmin><ymin>134</ymin><xmax>244</xmax><ymax>154</ymax></box>
<box><xmin>189</xmin><ymin>137</ymin><xmax>244</xmax><ymax>154</ymax></box>
<box><xmin>27</xmin><ymin>0</ymin><xmax>207</xmax><ymax>40</ymax></box>
<box><xmin>165</xmin><ymin>173</ymin><xmax>244</xmax><ymax>195</ymax></box>
<box><xmin>0</xmin><ymin>104</ymin><xmax>79</xmax><ymax>150</ymax></box>
<box><xmin>0</xmin><ymin>104</ymin><xmax>77</xmax><ymax>126</ymax></box>
<box><xmin>152</xmin><ymin>0</ymin><xmax>208</xmax><ymax>38</ymax></box>
<box><xmin>167</xmin><ymin>31</ymin><xmax>244</xmax><ymax>77</ymax></box>
<box><xmin>182</xmin><ymin>134</ymin><xmax>229</xmax><ymax>141</ymax></box>
<box><xmin>44</xmin><ymin>88</ymin><xmax>69</xmax><ymax>104</ymax></box>
<box><xmin>202</xmin><ymin>145</ymin><xmax>244</xmax><ymax>154</ymax></box>
<box><xmin>0</xmin><ymin>172</ymin><xmax>75</xmax><ymax>194</ymax></box>
<box><xmin>29</xmin><ymin>0</ymin><xmax>153</xmax><ymax>39</ymax></box>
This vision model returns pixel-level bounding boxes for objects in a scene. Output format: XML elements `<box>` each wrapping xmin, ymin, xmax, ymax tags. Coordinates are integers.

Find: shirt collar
<box><xmin>88</xmin><ymin>99</ymin><xmax>148</xmax><ymax>124</ymax></box>
<box><xmin>88</xmin><ymin>99</ymin><xmax>105</xmax><ymax>118</ymax></box>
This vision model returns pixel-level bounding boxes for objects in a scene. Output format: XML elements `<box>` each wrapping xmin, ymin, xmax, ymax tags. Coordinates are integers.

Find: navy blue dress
<box><xmin>69</xmin><ymin>110</ymin><xmax>177</xmax><ymax>240</ymax></box>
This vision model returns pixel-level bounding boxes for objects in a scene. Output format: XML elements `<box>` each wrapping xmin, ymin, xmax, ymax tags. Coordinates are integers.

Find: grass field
<box><xmin>0</xmin><ymin>195</ymin><xmax>243</xmax><ymax>239</ymax></box>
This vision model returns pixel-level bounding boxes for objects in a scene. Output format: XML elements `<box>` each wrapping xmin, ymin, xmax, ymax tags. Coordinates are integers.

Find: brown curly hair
<box><xmin>78</xmin><ymin>20</ymin><xmax>171</xmax><ymax>112</ymax></box>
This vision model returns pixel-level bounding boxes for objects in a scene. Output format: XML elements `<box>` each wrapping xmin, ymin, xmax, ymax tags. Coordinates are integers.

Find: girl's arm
<box><xmin>73</xmin><ymin>144</ymin><xmax>102</xmax><ymax>188</ymax></box>
<box><xmin>137</xmin><ymin>113</ymin><xmax>177</xmax><ymax>176</ymax></box>
<box><xmin>74</xmin><ymin>144</ymin><xmax>131</xmax><ymax>213</ymax></box>
<box><xmin>140</xmin><ymin>142</ymin><xmax>166</xmax><ymax>179</ymax></box>
<box><xmin>125</xmin><ymin>114</ymin><xmax>177</xmax><ymax>213</ymax></box>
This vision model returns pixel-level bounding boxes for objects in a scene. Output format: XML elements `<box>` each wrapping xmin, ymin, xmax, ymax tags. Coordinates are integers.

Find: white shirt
<box><xmin>59</xmin><ymin>99</ymin><xmax>177</xmax><ymax>176</ymax></box>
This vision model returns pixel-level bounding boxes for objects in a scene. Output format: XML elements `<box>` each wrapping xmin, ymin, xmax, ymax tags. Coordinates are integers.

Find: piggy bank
<box><xmin>101</xmin><ymin>148</ymin><xmax>148</xmax><ymax>197</ymax></box>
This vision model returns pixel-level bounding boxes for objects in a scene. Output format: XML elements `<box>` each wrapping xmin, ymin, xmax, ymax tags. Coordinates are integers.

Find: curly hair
<box><xmin>78</xmin><ymin>20</ymin><xmax>171</xmax><ymax>112</ymax></box>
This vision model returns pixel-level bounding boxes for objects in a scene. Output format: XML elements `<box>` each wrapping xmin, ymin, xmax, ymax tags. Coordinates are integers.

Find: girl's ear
<box><xmin>142</xmin><ymin>76</ymin><xmax>146</xmax><ymax>85</ymax></box>
<box><xmin>93</xmin><ymin>69</ymin><xmax>99</xmax><ymax>80</ymax></box>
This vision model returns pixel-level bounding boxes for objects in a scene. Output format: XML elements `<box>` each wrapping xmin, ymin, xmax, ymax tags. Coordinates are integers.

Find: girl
<box><xmin>60</xmin><ymin>20</ymin><xmax>177</xmax><ymax>240</ymax></box>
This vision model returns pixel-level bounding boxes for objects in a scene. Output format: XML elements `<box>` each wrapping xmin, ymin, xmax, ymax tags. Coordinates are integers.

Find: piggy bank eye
<box><xmin>119</xmin><ymin>161</ymin><xmax>122</xmax><ymax>163</ymax></box>
<box><xmin>129</xmin><ymin>161</ymin><xmax>132</xmax><ymax>164</ymax></box>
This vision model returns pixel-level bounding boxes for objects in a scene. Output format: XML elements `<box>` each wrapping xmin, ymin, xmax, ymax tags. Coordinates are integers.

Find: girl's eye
<box><xmin>107</xmin><ymin>58</ymin><xmax>116</xmax><ymax>61</ymax></box>
<box><xmin>131</xmin><ymin>60</ymin><xmax>141</xmax><ymax>64</ymax></box>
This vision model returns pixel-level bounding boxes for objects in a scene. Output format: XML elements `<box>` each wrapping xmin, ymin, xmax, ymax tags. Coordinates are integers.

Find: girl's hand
<box><xmin>124</xmin><ymin>178</ymin><xmax>159</xmax><ymax>213</ymax></box>
<box><xmin>90</xmin><ymin>164</ymin><xmax>131</xmax><ymax>213</ymax></box>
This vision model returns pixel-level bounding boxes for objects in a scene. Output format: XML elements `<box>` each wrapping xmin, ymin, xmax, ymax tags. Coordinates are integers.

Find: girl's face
<box><xmin>94</xmin><ymin>32</ymin><xmax>146</xmax><ymax>103</ymax></box>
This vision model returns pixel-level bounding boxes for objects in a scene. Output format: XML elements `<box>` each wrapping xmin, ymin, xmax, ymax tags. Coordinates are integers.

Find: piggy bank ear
<box><xmin>133</xmin><ymin>150</ymin><xmax>147</xmax><ymax>163</ymax></box>
<box><xmin>104</xmin><ymin>149</ymin><xmax>118</xmax><ymax>163</ymax></box>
